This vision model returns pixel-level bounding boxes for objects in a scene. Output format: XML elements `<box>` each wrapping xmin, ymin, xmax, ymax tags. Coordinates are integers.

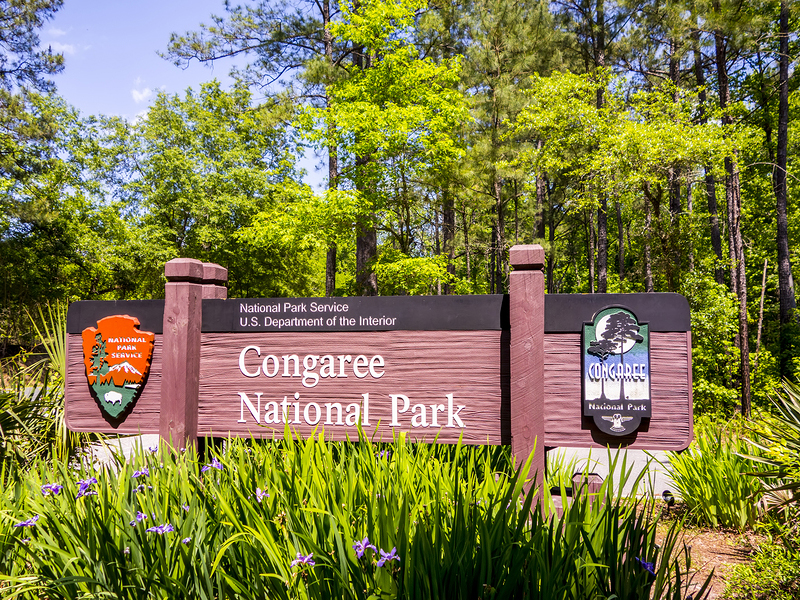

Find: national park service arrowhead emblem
<box><xmin>82</xmin><ymin>315</ymin><xmax>155</xmax><ymax>419</ymax></box>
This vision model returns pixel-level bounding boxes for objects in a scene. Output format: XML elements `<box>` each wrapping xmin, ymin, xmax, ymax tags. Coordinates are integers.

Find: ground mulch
<box><xmin>656</xmin><ymin>505</ymin><xmax>760</xmax><ymax>600</ymax></box>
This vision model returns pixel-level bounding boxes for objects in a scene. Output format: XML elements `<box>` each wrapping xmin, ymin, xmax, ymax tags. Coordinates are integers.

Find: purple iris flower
<box><xmin>132</xmin><ymin>467</ymin><xmax>150</xmax><ymax>478</ymax></box>
<box><xmin>182</xmin><ymin>504</ymin><xmax>190</xmax><ymax>512</ymax></box>
<box><xmin>182</xmin><ymin>537</ymin><xmax>191</xmax><ymax>544</ymax></box>
<box><xmin>146</xmin><ymin>523</ymin><xmax>175</xmax><ymax>534</ymax></box>
<box><xmin>290</xmin><ymin>552</ymin><xmax>316</xmax><ymax>567</ymax></box>
<box><xmin>256</xmin><ymin>488</ymin><xmax>269</xmax><ymax>503</ymax></box>
<box><xmin>377</xmin><ymin>547</ymin><xmax>400</xmax><ymax>567</ymax></box>
<box><xmin>352</xmin><ymin>537</ymin><xmax>377</xmax><ymax>559</ymax></box>
<box><xmin>148</xmin><ymin>446</ymin><xmax>158</xmax><ymax>453</ymax></box>
<box><xmin>76</xmin><ymin>477</ymin><xmax>98</xmax><ymax>499</ymax></box>
<box><xmin>13</xmin><ymin>515</ymin><xmax>39</xmax><ymax>528</ymax></box>
<box><xmin>41</xmin><ymin>483</ymin><xmax>63</xmax><ymax>496</ymax></box>
<box><xmin>635</xmin><ymin>557</ymin><xmax>656</xmax><ymax>576</ymax></box>
<box><xmin>129</xmin><ymin>511</ymin><xmax>149</xmax><ymax>526</ymax></box>
<box><xmin>201</xmin><ymin>457</ymin><xmax>224</xmax><ymax>472</ymax></box>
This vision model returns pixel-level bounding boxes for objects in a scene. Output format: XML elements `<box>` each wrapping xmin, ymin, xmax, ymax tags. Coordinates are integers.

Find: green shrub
<box><xmin>666</xmin><ymin>421</ymin><xmax>763</xmax><ymax>530</ymax></box>
<box><xmin>682</xmin><ymin>272</ymin><xmax>740</xmax><ymax>416</ymax></box>
<box><xmin>722</xmin><ymin>539</ymin><xmax>800</xmax><ymax>600</ymax></box>
<box><xmin>746</xmin><ymin>381</ymin><xmax>800</xmax><ymax>506</ymax></box>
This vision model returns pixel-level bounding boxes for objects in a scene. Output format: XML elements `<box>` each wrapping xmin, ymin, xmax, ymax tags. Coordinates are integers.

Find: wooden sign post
<box><xmin>509</xmin><ymin>245</ymin><xmax>545</xmax><ymax>485</ymax></box>
<box><xmin>65</xmin><ymin>244</ymin><xmax>694</xmax><ymax>491</ymax></box>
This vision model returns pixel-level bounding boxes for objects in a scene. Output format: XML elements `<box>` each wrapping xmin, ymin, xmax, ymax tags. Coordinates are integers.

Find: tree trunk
<box><xmin>442</xmin><ymin>190</ymin><xmax>455</xmax><ymax>295</ymax></box>
<box><xmin>693</xmin><ymin>27</ymin><xmax>724</xmax><ymax>284</ymax></box>
<box><xmin>548</xmin><ymin>191</ymin><xmax>555</xmax><ymax>292</ymax></box>
<box><xmin>535</xmin><ymin>140</ymin><xmax>546</xmax><ymax>239</ymax></box>
<box><xmin>776</xmin><ymin>0</ymin><xmax>796</xmax><ymax>376</ymax></box>
<box><xmin>586</xmin><ymin>209</ymin><xmax>595</xmax><ymax>293</ymax></box>
<box><xmin>353</xmin><ymin>39</ymin><xmax>378</xmax><ymax>296</ymax></box>
<box><xmin>616</xmin><ymin>201</ymin><xmax>624</xmax><ymax>281</ymax></box>
<box><xmin>644</xmin><ymin>198</ymin><xmax>653</xmax><ymax>292</ymax></box>
<box><xmin>324</xmin><ymin>0</ymin><xmax>338</xmax><ymax>297</ymax></box>
<box><xmin>686</xmin><ymin>174</ymin><xmax>694</xmax><ymax>271</ymax></box>
<box><xmin>494</xmin><ymin>177</ymin><xmax>505</xmax><ymax>293</ymax></box>
<box><xmin>714</xmin><ymin>15</ymin><xmax>751</xmax><ymax>414</ymax></box>
<box><xmin>597</xmin><ymin>203</ymin><xmax>608</xmax><ymax>293</ymax></box>
<box><xmin>355</xmin><ymin>216</ymin><xmax>378</xmax><ymax>295</ymax></box>
<box><xmin>594</xmin><ymin>0</ymin><xmax>608</xmax><ymax>293</ymax></box>
<box><xmin>325</xmin><ymin>245</ymin><xmax>337</xmax><ymax>297</ymax></box>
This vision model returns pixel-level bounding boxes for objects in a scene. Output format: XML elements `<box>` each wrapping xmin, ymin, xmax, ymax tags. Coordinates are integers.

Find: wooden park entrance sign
<box><xmin>65</xmin><ymin>245</ymin><xmax>693</xmax><ymax>479</ymax></box>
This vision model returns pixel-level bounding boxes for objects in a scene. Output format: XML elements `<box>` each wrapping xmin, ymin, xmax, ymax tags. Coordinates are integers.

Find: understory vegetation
<box><xmin>661</xmin><ymin>384</ymin><xmax>800</xmax><ymax>599</ymax></box>
<box><xmin>0</xmin><ymin>434</ymin><xmax>710</xmax><ymax>600</ymax></box>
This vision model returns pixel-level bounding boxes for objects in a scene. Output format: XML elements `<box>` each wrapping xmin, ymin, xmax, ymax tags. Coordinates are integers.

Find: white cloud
<box><xmin>48</xmin><ymin>41</ymin><xmax>76</xmax><ymax>55</ymax></box>
<box><xmin>47</xmin><ymin>27</ymin><xmax>67</xmax><ymax>37</ymax></box>
<box><xmin>132</xmin><ymin>87</ymin><xmax>153</xmax><ymax>104</ymax></box>
<box><xmin>134</xmin><ymin>76</ymin><xmax>144</xmax><ymax>87</ymax></box>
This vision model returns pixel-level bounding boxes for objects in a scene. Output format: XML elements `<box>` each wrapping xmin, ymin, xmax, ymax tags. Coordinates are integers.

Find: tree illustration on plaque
<box><xmin>587</xmin><ymin>338</ymin><xmax>615</xmax><ymax>401</ymax></box>
<box><xmin>89</xmin><ymin>333</ymin><xmax>109</xmax><ymax>378</ymax></box>
<box><xmin>602</xmin><ymin>311</ymin><xmax>643</xmax><ymax>401</ymax></box>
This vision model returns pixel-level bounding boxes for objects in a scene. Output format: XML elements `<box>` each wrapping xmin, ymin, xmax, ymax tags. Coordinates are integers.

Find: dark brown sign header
<box><xmin>203</xmin><ymin>295</ymin><xmax>509</xmax><ymax>332</ymax></box>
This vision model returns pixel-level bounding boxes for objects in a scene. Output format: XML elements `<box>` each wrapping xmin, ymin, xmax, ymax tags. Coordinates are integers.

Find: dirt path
<box><xmin>655</xmin><ymin>510</ymin><xmax>759</xmax><ymax>599</ymax></box>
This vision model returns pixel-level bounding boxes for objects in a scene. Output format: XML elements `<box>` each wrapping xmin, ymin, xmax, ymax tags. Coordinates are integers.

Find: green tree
<box><xmin>301</xmin><ymin>0</ymin><xmax>470</xmax><ymax>295</ymax></box>
<box><xmin>165</xmin><ymin>0</ymin><xmax>350</xmax><ymax>295</ymax></box>
<box><xmin>0</xmin><ymin>94</ymin><xmax>134</xmax><ymax>341</ymax></box>
<box><xmin>124</xmin><ymin>81</ymin><xmax>320</xmax><ymax>298</ymax></box>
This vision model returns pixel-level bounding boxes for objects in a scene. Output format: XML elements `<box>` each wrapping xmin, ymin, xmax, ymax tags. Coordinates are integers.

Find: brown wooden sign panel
<box><xmin>197</xmin><ymin>330</ymin><xmax>507</xmax><ymax>444</ymax></box>
<box><xmin>64</xmin><ymin>250</ymin><xmax>695</xmax><ymax>455</ymax></box>
<box><xmin>543</xmin><ymin>332</ymin><xmax>692</xmax><ymax>451</ymax></box>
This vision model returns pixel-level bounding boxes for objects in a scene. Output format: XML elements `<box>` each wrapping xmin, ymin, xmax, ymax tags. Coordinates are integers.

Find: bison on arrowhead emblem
<box><xmin>82</xmin><ymin>315</ymin><xmax>155</xmax><ymax>419</ymax></box>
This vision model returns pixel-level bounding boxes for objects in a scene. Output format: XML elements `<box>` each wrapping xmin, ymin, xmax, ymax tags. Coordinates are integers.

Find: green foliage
<box><xmin>681</xmin><ymin>272</ymin><xmax>741</xmax><ymax>416</ymax></box>
<box><xmin>125</xmin><ymin>81</ymin><xmax>322</xmax><ymax>298</ymax></box>
<box><xmin>665</xmin><ymin>420</ymin><xmax>764</xmax><ymax>530</ymax></box>
<box><xmin>0</xmin><ymin>301</ymin><xmax>87</xmax><ymax>474</ymax></box>
<box><xmin>0</xmin><ymin>434</ymin><xmax>709</xmax><ymax>599</ymax></box>
<box><xmin>301</xmin><ymin>0</ymin><xmax>469</xmax><ymax>205</ymax></box>
<box><xmin>374</xmin><ymin>248</ymin><xmax>471</xmax><ymax>296</ymax></box>
<box><xmin>0</xmin><ymin>0</ymin><xmax>64</xmax><ymax>92</ymax></box>
<box><xmin>722</xmin><ymin>539</ymin><xmax>800</xmax><ymax>600</ymax></box>
<box><xmin>745</xmin><ymin>381</ymin><xmax>800</xmax><ymax>507</ymax></box>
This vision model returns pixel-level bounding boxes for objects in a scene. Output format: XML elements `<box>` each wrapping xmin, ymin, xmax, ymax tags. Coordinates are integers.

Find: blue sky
<box><xmin>42</xmin><ymin>0</ymin><xmax>322</xmax><ymax>186</ymax></box>
<box><xmin>43</xmin><ymin>1</ymin><xmax>238</xmax><ymax>121</ymax></box>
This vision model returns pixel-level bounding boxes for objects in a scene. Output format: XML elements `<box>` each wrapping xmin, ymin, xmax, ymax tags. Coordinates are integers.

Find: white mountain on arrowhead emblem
<box><xmin>107</xmin><ymin>361</ymin><xmax>142</xmax><ymax>376</ymax></box>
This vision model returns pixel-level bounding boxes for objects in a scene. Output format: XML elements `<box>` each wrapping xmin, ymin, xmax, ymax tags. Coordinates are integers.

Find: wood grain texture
<box><xmin>543</xmin><ymin>332</ymin><xmax>693</xmax><ymax>450</ymax></box>
<box><xmin>65</xmin><ymin>333</ymin><xmax>162</xmax><ymax>433</ymax></box>
<box><xmin>509</xmin><ymin>245</ymin><xmax>545</xmax><ymax>269</ymax></box>
<box><xmin>159</xmin><ymin>281</ymin><xmax>203</xmax><ymax>447</ymax></box>
<box><xmin>197</xmin><ymin>330</ymin><xmax>505</xmax><ymax>444</ymax></box>
<box><xmin>509</xmin><ymin>268</ymin><xmax>546</xmax><ymax>480</ymax></box>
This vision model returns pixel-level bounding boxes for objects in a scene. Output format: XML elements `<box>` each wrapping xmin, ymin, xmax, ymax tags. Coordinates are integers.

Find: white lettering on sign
<box><xmin>238</xmin><ymin>390</ymin><xmax>462</xmax><ymax>430</ymax></box>
<box><xmin>237</xmin><ymin>302</ymin><xmax>399</xmax><ymax>330</ymax></box>
<box><xmin>588</xmin><ymin>362</ymin><xmax>647</xmax><ymax>381</ymax></box>
<box><xmin>238</xmin><ymin>346</ymin><xmax>385</xmax><ymax>388</ymax></box>
<box><xmin>235</xmin><ymin>344</ymin><xmax>466</xmax><ymax>432</ymax></box>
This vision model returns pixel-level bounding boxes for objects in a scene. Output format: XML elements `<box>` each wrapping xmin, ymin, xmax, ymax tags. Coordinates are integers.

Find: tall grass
<box><xmin>0</xmin><ymin>302</ymin><xmax>88</xmax><ymax>478</ymax></box>
<box><xmin>0</xmin><ymin>432</ymin><xmax>711</xmax><ymax>599</ymax></box>
<box><xmin>665</xmin><ymin>421</ymin><xmax>763</xmax><ymax>530</ymax></box>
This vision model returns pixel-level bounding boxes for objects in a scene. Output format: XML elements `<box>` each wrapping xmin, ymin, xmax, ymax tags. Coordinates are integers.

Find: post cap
<box><xmin>164</xmin><ymin>258</ymin><xmax>205</xmax><ymax>283</ymax></box>
<box><xmin>202</xmin><ymin>262</ymin><xmax>228</xmax><ymax>285</ymax></box>
<box><xmin>509</xmin><ymin>245</ymin><xmax>545</xmax><ymax>270</ymax></box>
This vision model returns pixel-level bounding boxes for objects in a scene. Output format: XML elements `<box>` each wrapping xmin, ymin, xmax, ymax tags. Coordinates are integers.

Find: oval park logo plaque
<box><xmin>582</xmin><ymin>307</ymin><xmax>651</xmax><ymax>436</ymax></box>
<box><xmin>81</xmin><ymin>315</ymin><xmax>155</xmax><ymax>419</ymax></box>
